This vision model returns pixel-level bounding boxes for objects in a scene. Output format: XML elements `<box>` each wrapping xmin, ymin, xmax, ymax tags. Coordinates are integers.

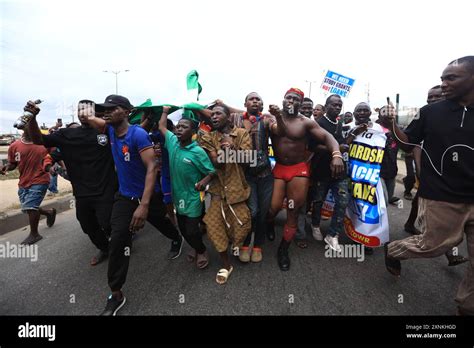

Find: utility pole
<box><xmin>366</xmin><ymin>83</ymin><xmax>370</xmax><ymax>104</ymax></box>
<box><xmin>103</xmin><ymin>70</ymin><xmax>130</xmax><ymax>94</ymax></box>
<box><xmin>305</xmin><ymin>80</ymin><xmax>317</xmax><ymax>99</ymax></box>
<box><xmin>69</xmin><ymin>104</ymin><xmax>75</xmax><ymax>123</ymax></box>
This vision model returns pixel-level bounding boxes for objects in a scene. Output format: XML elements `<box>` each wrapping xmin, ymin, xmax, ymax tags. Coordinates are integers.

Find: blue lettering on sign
<box><xmin>348</xmin><ymin>158</ymin><xmax>381</xmax><ymax>224</ymax></box>
<box><xmin>324</xmin><ymin>70</ymin><xmax>355</xmax><ymax>97</ymax></box>
<box><xmin>350</xmin><ymin>198</ymin><xmax>380</xmax><ymax>224</ymax></box>
<box><xmin>349</xmin><ymin>160</ymin><xmax>381</xmax><ymax>185</ymax></box>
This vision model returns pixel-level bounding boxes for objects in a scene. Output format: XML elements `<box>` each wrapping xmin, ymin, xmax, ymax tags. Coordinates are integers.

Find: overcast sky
<box><xmin>1</xmin><ymin>0</ymin><xmax>473</xmax><ymax>133</ymax></box>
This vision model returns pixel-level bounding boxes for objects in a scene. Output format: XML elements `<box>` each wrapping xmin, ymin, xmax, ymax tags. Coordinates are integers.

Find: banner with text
<box><xmin>320</xmin><ymin>70</ymin><xmax>355</xmax><ymax>98</ymax></box>
<box><xmin>344</xmin><ymin>123</ymin><xmax>389</xmax><ymax>247</ymax></box>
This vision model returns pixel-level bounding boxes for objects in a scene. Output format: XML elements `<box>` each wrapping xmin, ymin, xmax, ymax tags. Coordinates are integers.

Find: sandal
<box><xmin>186</xmin><ymin>250</ymin><xmax>197</xmax><ymax>263</ymax></box>
<box><xmin>216</xmin><ymin>266</ymin><xmax>233</xmax><ymax>285</ymax></box>
<box><xmin>295</xmin><ymin>239</ymin><xmax>308</xmax><ymax>249</ymax></box>
<box><xmin>448</xmin><ymin>255</ymin><xmax>469</xmax><ymax>267</ymax></box>
<box><xmin>196</xmin><ymin>251</ymin><xmax>209</xmax><ymax>269</ymax></box>
<box><xmin>90</xmin><ymin>250</ymin><xmax>108</xmax><ymax>266</ymax></box>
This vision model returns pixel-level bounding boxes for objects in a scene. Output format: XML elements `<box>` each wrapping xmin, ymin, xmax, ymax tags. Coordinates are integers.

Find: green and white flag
<box><xmin>128</xmin><ymin>99</ymin><xmax>153</xmax><ymax>125</ymax></box>
<box><xmin>186</xmin><ymin>70</ymin><xmax>202</xmax><ymax>101</ymax></box>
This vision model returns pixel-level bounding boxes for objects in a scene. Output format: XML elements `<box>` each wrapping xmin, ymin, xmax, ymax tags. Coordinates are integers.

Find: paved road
<box><xmin>0</xmin><ymin>184</ymin><xmax>468</xmax><ymax>315</ymax></box>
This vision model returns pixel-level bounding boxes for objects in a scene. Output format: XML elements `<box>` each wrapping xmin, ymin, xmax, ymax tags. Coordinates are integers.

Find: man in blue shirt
<box><xmin>87</xmin><ymin>95</ymin><xmax>182</xmax><ymax>316</ymax></box>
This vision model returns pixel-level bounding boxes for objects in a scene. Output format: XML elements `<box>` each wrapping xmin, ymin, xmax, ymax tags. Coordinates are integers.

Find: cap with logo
<box><xmin>95</xmin><ymin>95</ymin><xmax>134</xmax><ymax>112</ymax></box>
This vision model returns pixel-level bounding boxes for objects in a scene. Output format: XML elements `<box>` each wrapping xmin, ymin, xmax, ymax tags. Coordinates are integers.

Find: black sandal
<box><xmin>448</xmin><ymin>255</ymin><xmax>469</xmax><ymax>267</ymax></box>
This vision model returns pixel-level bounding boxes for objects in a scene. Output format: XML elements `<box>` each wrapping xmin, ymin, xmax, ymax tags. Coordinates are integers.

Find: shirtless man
<box><xmin>267</xmin><ymin>88</ymin><xmax>344</xmax><ymax>271</ymax></box>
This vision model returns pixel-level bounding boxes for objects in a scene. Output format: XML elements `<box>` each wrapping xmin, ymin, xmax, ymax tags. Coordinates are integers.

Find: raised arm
<box><xmin>378</xmin><ymin>104</ymin><xmax>413</xmax><ymax>152</ymax></box>
<box><xmin>268</xmin><ymin>104</ymin><xmax>286</xmax><ymax>136</ymax></box>
<box><xmin>193</xmin><ymin>108</ymin><xmax>212</xmax><ymax>121</ymax></box>
<box><xmin>158</xmin><ymin>106</ymin><xmax>171</xmax><ymax>137</ymax></box>
<box><xmin>140</xmin><ymin>109</ymin><xmax>153</xmax><ymax>132</ymax></box>
<box><xmin>214</xmin><ymin>99</ymin><xmax>245</xmax><ymax>114</ymax></box>
<box><xmin>24</xmin><ymin>101</ymin><xmax>45</xmax><ymax>145</ymax></box>
<box><xmin>85</xmin><ymin>115</ymin><xmax>106</xmax><ymax>132</ymax></box>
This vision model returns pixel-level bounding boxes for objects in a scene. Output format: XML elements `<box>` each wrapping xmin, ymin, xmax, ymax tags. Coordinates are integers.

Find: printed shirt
<box><xmin>107</xmin><ymin>125</ymin><xmax>154</xmax><ymax>199</ymax></box>
<box><xmin>164</xmin><ymin>130</ymin><xmax>215</xmax><ymax>217</ymax></box>
<box><xmin>200</xmin><ymin>126</ymin><xmax>252</xmax><ymax>204</ymax></box>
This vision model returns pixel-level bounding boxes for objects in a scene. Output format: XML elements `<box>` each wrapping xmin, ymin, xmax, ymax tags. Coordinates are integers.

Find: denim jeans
<box><xmin>295</xmin><ymin>212</ymin><xmax>310</xmax><ymax>240</ymax></box>
<box><xmin>48</xmin><ymin>173</ymin><xmax>58</xmax><ymax>193</ymax></box>
<box><xmin>244</xmin><ymin>173</ymin><xmax>274</xmax><ymax>247</ymax></box>
<box><xmin>312</xmin><ymin>177</ymin><xmax>350</xmax><ymax>237</ymax></box>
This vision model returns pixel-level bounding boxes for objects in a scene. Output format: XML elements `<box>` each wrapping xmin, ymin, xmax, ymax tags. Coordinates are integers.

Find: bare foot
<box><xmin>21</xmin><ymin>234</ymin><xmax>43</xmax><ymax>245</ymax></box>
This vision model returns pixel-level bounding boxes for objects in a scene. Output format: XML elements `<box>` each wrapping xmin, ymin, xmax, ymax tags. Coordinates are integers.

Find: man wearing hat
<box><xmin>87</xmin><ymin>95</ymin><xmax>182</xmax><ymax>315</ymax></box>
<box><xmin>267</xmin><ymin>88</ymin><xmax>344</xmax><ymax>271</ymax></box>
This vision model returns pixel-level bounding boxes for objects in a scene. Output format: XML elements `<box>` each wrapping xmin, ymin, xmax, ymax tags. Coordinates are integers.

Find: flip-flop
<box><xmin>295</xmin><ymin>239</ymin><xmax>308</xmax><ymax>249</ymax></box>
<box><xmin>216</xmin><ymin>266</ymin><xmax>233</xmax><ymax>285</ymax></box>
<box><xmin>90</xmin><ymin>251</ymin><xmax>109</xmax><ymax>266</ymax></box>
<box><xmin>186</xmin><ymin>250</ymin><xmax>196</xmax><ymax>263</ymax></box>
<box><xmin>196</xmin><ymin>252</ymin><xmax>209</xmax><ymax>269</ymax></box>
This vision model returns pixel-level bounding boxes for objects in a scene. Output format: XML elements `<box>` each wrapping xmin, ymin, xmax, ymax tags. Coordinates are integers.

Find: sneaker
<box><xmin>324</xmin><ymin>235</ymin><xmax>342</xmax><ymax>252</ymax></box>
<box><xmin>403</xmin><ymin>192</ymin><xmax>413</xmax><ymax>200</ymax></box>
<box><xmin>239</xmin><ymin>246</ymin><xmax>251</xmax><ymax>263</ymax></box>
<box><xmin>46</xmin><ymin>208</ymin><xmax>57</xmax><ymax>227</ymax></box>
<box><xmin>389</xmin><ymin>197</ymin><xmax>401</xmax><ymax>205</ymax></box>
<box><xmin>100</xmin><ymin>294</ymin><xmax>126</xmax><ymax>316</ymax></box>
<box><xmin>251</xmin><ymin>247</ymin><xmax>262</xmax><ymax>263</ymax></box>
<box><xmin>168</xmin><ymin>235</ymin><xmax>183</xmax><ymax>260</ymax></box>
<box><xmin>311</xmin><ymin>225</ymin><xmax>323</xmax><ymax>241</ymax></box>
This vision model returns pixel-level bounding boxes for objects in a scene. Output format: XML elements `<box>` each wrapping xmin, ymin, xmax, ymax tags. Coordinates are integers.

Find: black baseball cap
<box><xmin>95</xmin><ymin>95</ymin><xmax>134</xmax><ymax>112</ymax></box>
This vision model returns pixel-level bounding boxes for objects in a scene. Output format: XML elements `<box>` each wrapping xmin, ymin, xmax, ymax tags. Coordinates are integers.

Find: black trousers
<box><xmin>108</xmin><ymin>192</ymin><xmax>180</xmax><ymax>292</ymax></box>
<box><xmin>75</xmin><ymin>189</ymin><xmax>115</xmax><ymax>252</ymax></box>
<box><xmin>403</xmin><ymin>155</ymin><xmax>416</xmax><ymax>193</ymax></box>
<box><xmin>176</xmin><ymin>213</ymin><xmax>206</xmax><ymax>254</ymax></box>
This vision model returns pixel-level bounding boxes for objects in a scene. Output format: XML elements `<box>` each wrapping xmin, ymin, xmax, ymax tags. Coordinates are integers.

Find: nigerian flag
<box><xmin>186</xmin><ymin>70</ymin><xmax>202</xmax><ymax>101</ymax></box>
<box><xmin>128</xmin><ymin>99</ymin><xmax>152</xmax><ymax>125</ymax></box>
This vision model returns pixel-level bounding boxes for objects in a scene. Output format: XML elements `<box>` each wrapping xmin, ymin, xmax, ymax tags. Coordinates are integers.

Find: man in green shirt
<box><xmin>158</xmin><ymin>106</ymin><xmax>215</xmax><ymax>269</ymax></box>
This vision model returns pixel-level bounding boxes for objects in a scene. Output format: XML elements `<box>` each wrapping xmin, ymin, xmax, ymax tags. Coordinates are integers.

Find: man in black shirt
<box><xmin>382</xmin><ymin>56</ymin><xmax>474</xmax><ymax>315</ymax></box>
<box><xmin>310</xmin><ymin>94</ymin><xmax>350</xmax><ymax>253</ymax></box>
<box><xmin>26</xmin><ymin>100</ymin><xmax>118</xmax><ymax>266</ymax></box>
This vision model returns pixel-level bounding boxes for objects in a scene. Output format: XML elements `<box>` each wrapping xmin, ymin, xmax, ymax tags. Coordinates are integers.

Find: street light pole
<box><xmin>305</xmin><ymin>80</ymin><xmax>317</xmax><ymax>99</ymax></box>
<box><xmin>103</xmin><ymin>70</ymin><xmax>130</xmax><ymax>94</ymax></box>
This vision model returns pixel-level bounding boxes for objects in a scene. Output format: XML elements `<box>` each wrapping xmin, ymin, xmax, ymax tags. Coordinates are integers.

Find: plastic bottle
<box><xmin>14</xmin><ymin>99</ymin><xmax>43</xmax><ymax>129</ymax></box>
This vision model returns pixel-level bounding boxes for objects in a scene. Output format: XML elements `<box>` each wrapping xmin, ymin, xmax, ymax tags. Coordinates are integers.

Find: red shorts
<box><xmin>272</xmin><ymin>162</ymin><xmax>311</xmax><ymax>182</ymax></box>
